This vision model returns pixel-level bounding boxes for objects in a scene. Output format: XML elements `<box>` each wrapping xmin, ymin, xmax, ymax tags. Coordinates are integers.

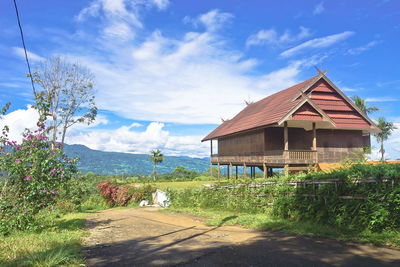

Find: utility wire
<box><xmin>13</xmin><ymin>0</ymin><xmax>37</xmax><ymax>95</ymax></box>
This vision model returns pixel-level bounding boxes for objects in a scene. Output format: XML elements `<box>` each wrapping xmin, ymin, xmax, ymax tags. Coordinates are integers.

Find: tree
<box><xmin>374</xmin><ymin>117</ymin><xmax>397</xmax><ymax>161</ymax></box>
<box><xmin>32</xmin><ymin>56</ymin><xmax>97</xmax><ymax>146</ymax></box>
<box><xmin>351</xmin><ymin>96</ymin><xmax>379</xmax><ymax>115</ymax></box>
<box><xmin>149</xmin><ymin>149</ymin><xmax>164</xmax><ymax>180</ymax></box>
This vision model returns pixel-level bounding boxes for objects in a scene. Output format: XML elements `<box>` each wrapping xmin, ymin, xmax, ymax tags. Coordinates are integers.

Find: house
<box><xmin>202</xmin><ymin>72</ymin><xmax>379</xmax><ymax>179</ymax></box>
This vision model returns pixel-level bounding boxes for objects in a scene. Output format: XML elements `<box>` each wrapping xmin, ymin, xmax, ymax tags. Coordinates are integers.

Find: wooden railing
<box><xmin>211</xmin><ymin>150</ymin><xmax>317</xmax><ymax>164</ymax></box>
<box><xmin>287</xmin><ymin>150</ymin><xmax>317</xmax><ymax>161</ymax></box>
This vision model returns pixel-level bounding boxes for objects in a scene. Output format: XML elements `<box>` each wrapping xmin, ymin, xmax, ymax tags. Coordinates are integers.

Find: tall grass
<box><xmin>0</xmin><ymin>212</ymin><xmax>88</xmax><ymax>267</ymax></box>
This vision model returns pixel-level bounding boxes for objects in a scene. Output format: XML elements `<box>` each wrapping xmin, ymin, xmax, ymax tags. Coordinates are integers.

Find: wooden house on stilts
<box><xmin>202</xmin><ymin>72</ymin><xmax>379</xmax><ymax>181</ymax></box>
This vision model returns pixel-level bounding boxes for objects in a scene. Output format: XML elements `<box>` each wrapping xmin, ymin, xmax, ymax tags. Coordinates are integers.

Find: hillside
<box><xmin>64</xmin><ymin>144</ymin><xmax>209</xmax><ymax>175</ymax></box>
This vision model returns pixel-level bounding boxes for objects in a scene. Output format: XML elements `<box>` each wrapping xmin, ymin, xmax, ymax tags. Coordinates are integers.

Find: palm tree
<box><xmin>374</xmin><ymin>117</ymin><xmax>397</xmax><ymax>161</ymax></box>
<box><xmin>149</xmin><ymin>149</ymin><xmax>164</xmax><ymax>180</ymax></box>
<box><xmin>351</xmin><ymin>96</ymin><xmax>379</xmax><ymax>115</ymax></box>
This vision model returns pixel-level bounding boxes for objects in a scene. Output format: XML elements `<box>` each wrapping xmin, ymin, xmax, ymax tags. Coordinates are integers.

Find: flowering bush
<box><xmin>98</xmin><ymin>181</ymin><xmax>155</xmax><ymax>207</ymax></box>
<box><xmin>0</xmin><ymin>127</ymin><xmax>78</xmax><ymax>234</ymax></box>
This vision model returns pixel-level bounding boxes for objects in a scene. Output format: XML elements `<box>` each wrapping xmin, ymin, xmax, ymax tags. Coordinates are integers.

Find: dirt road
<box><xmin>83</xmin><ymin>208</ymin><xmax>400</xmax><ymax>266</ymax></box>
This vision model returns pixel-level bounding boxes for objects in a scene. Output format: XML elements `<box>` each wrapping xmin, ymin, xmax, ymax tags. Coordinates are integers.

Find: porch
<box><xmin>211</xmin><ymin>149</ymin><xmax>318</xmax><ymax>165</ymax></box>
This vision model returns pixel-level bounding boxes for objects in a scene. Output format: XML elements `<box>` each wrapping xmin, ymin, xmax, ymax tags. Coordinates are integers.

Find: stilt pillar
<box><xmin>263</xmin><ymin>163</ymin><xmax>267</xmax><ymax>179</ymax></box>
<box><xmin>243</xmin><ymin>163</ymin><xmax>247</xmax><ymax>177</ymax></box>
<box><xmin>217</xmin><ymin>162</ymin><xmax>220</xmax><ymax>185</ymax></box>
<box><xmin>236</xmin><ymin>165</ymin><xmax>238</xmax><ymax>179</ymax></box>
<box><xmin>284</xmin><ymin>164</ymin><xmax>289</xmax><ymax>176</ymax></box>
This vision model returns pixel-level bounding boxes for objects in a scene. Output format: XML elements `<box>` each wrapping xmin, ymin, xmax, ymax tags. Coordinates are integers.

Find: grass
<box><xmin>0</xmin><ymin>212</ymin><xmax>89</xmax><ymax>267</ymax></box>
<box><xmin>165</xmin><ymin>207</ymin><xmax>400</xmax><ymax>248</ymax></box>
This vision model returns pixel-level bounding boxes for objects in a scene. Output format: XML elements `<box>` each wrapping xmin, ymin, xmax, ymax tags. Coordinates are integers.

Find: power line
<box><xmin>12</xmin><ymin>0</ymin><xmax>37</xmax><ymax>95</ymax></box>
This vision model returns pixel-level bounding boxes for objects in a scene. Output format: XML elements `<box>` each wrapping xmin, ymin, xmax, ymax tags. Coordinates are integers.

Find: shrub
<box><xmin>169</xmin><ymin>164</ymin><xmax>400</xmax><ymax>233</ymax></box>
<box><xmin>0</xmin><ymin>127</ymin><xmax>78</xmax><ymax>234</ymax></box>
<box><xmin>98</xmin><ymin>181</ymin><xmax>156</xmax><ymax>207</ymax></box>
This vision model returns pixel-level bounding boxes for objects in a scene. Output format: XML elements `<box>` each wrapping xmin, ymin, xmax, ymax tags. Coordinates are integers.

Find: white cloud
<box><xmin>67</xmin><ymin>122</ymin><xmax>210</xmax><ymax>157</ymax></box>
<box><xmin>12</xmin><ymin>47</ymin><xmax>44</xmax><ymax>62</ymax></box>
<box><xmin>313</xmin><ymin>2</ymin><xmax>325</xmax><ymax>15</ymax></box>
<box><xmin>0</xmin><ymin>105</ymin><xmax>39</xmax><ymax>143</ymax></box>
<box><xmin>280</xmin><ymin>31</ymin><xmax>354</xmax><ymax>58</ymax></box>
<box><xmin>103</xmin><ymin>21</ymin><xmax>134</xmax><ymax>40</ymax></box>
<box><xmin>347</xmin><ymin>40</ymin><xmax>380</xmax><ymax>55</ymax></box>
<box><xmin>72</xmin><ymin>29</ymin><xmax>310</xmax><ymax>124</ymax></box>
<box><xmin>246</xmin><ymin>26</ymin><xmax>311</xmax><ymax>47</ymax></box>
<box><xmin>68</xmin><ymin>6</ymin><xmax>315</xmax><ymax>125</ymax></box>
<box><xmin>151</xmin><ymin>0</ymin><xmax>169</xmax><ymax>10</ymax></box>
<box><xmin>365</xmin><ymin>97</ymin><xmax>398</xmax><ymax>102</ymax></box>
<box><xmin>341</xmin><ymin>86</ymin><xmax>359</xmax><ymax>92</ymax></box>
<box><xmin>76</xmin><ymin>0</ymin><xmax>170</xmax><ymax>40</ymax></box>
<box><xmin>184</xmin><ymin>9</ymin><xmax>234</xmax><ymax>31</ymax></box>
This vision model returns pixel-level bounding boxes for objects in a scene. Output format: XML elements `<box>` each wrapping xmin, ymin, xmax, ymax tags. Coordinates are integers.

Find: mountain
<box><xmin>63</xmin><ymin>144</ymin><xmax>210</xmax><ymax>175</ymax></box>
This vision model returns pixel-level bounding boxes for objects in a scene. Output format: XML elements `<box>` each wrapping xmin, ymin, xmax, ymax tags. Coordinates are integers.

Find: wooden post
<box><xmin>217</xmin><ymin>162</ymin><xmax>220</xmax><ymax>185</ymax></box>
<box><xmin>236</xmin><ymin>165</ymin><xmax>238</xmax><ymax>179</ymax></box>
<box><xmin>284</xmin><ymin>121</ymin><xmax>288</xmax><ymax>151</ymax></box>
<box><xmin>312</xmin><ymin>122</ymin><xmax>316</xmax><ymax>150</ymax></box>
<box><xmin>243</xmin><ymin>163</ymin><xmax>247</xmax><ymax>177</ymax></box>
<box><xmin>210</xmin><ymin>140</ymin><xmax>213</xmax><ymax>184</ymax></box>
<box><xmin>229</xmin><ymin>163</ymin><xmax>233</xmax><ymax>180</ymax></box>
<box><xmin>227</xmin><ymin>164</ymin><xmax>230</xmax><ymax>179</ymax></box>
<box><xmin>263</xmin><ymin>163</ymin><xmax>267</xmax><ymax>179</ymax></box>
<box><xmin>284</xmin><ymin>164</ymin><xmax>289</xmax><ymax>176</ymax></box>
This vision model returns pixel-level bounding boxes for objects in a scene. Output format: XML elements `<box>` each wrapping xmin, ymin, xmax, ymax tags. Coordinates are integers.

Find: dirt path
<box><xmin>83</xmin><ymin>208</ymin><xmax>400</xmax><ymax>266</ymax></box>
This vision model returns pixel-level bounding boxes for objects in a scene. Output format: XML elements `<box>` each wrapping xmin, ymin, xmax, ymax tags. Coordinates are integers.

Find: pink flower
<box><xmin>24</xmin><ymin>209</ymin><xmax>28</xmax><ymax>214</ymax></box>
<box><xmin>25</xmin><ymin>176</ymin><xmax>31</xmax><ymax>181</ymax></box>
<box><xmin>15</xmin><ymin>158</ymin><xmax>22</xmax><ymax>163</ymax></box>
<box><xmin>40</xmin><ymin>190</ymin><xmax>47</xmax><ymax>193</ymax></box>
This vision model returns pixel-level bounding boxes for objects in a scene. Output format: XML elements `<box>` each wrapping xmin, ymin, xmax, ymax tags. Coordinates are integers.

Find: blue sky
<box><xmin>0</xmin><ymin>0</ymin><xmax>399</xmax><ymax>159</ymax></box>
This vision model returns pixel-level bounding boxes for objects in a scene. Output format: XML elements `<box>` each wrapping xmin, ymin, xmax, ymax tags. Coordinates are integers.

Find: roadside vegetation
<box><xmin>167</xmin><ymin>163</ymin><xmax>400</xmax><ymax>247</ymax></box>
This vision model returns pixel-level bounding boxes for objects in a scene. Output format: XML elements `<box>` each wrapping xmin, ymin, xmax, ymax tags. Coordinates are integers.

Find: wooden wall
<box><xmin>218</xmin><ymin>129</ymin><xmax>264</xmax><ymax>156</ymax></box>
<box><xmin>217</xmin><ymin>127</ymin><xmax>370</xmax><ymax>163</ymax></box>
<box><xmin>316</xmin><ymin>129</ymin><xmax>370</xmax><ymax>163</ymax></box>
<box><xmin>317</xmin><ymin>129</ymin><xmax>368</xmax><ymax>148</ymax></box>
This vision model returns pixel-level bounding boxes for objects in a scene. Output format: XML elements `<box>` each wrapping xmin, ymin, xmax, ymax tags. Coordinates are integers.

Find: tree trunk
<box><xmin>52</xmin><ymin>114</ymin><xmax>58</xmax><ymax>146</ymax></box>
<box><xmin>60</xmin><ymin>122</ymin><xmax>68</xmax><ymax>150</ymax></box>
<box><xmin>153</xmin><ymin>164</ymin><xmax>157</xmax><ymax>181</ymax></box>
<box><xmin>380</xmin><ymin>141</ymin><xmax>385</xmax><ymax>161</ymax></box>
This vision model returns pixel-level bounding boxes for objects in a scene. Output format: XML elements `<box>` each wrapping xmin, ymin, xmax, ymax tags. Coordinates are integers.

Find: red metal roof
<box><xmin>202</xmin><ymin>74</ymin><xmax>375</xmax><ymax>141</ymax></box>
